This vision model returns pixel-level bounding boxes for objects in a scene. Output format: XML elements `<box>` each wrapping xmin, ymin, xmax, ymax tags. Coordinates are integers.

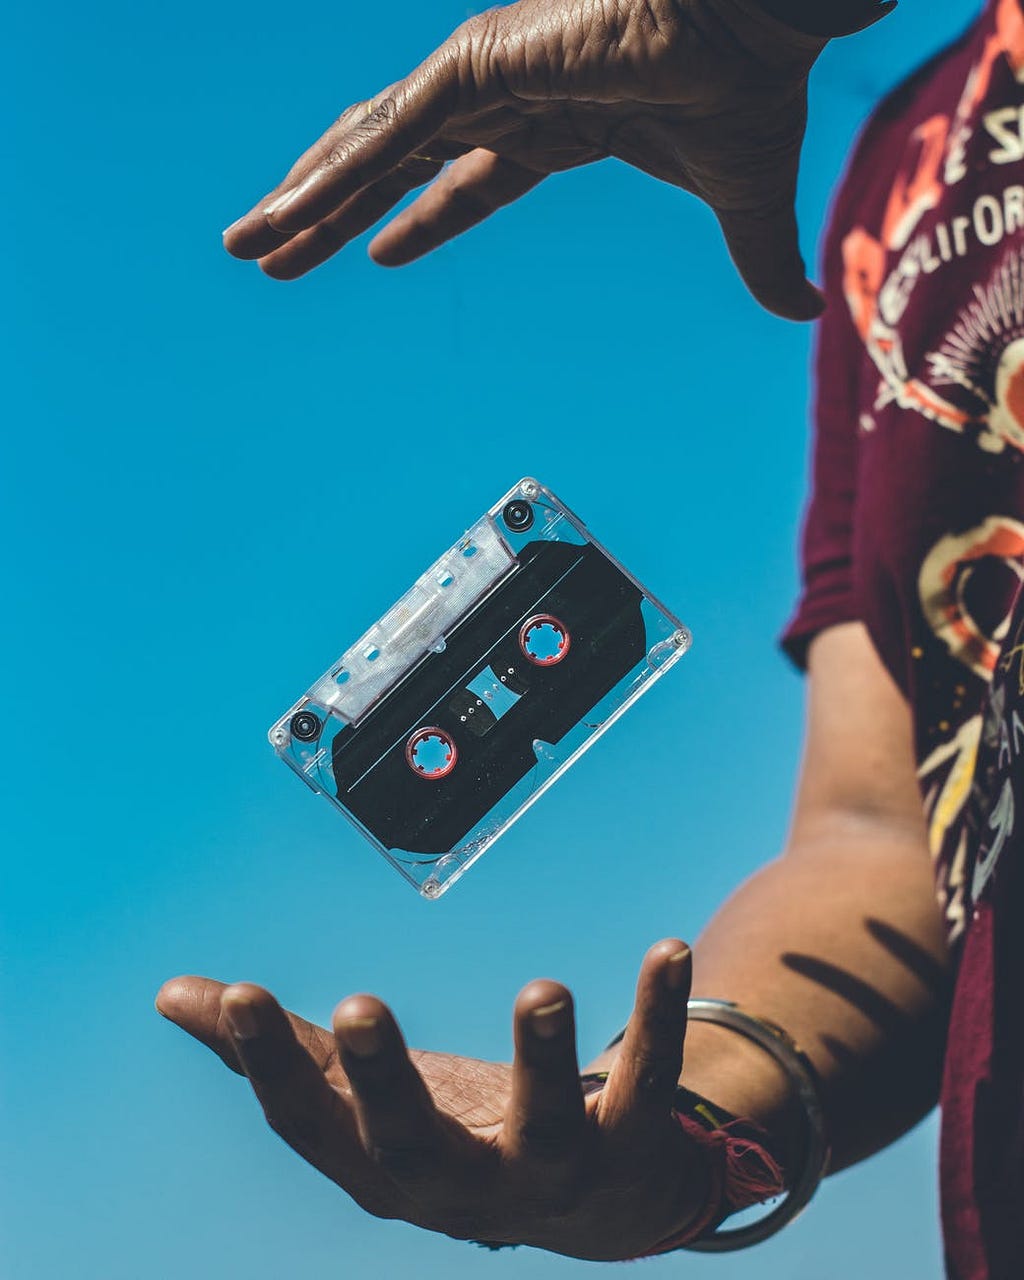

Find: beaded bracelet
<box><xmin>591</xmin><ymin>998</ymin><xmax>829</xmax><ymax>1253</ymax></box>
<box><xmin>473</xmin><ymin>1000</ymin><xmax>829</xmax><ymax>1255</ymax></box>
<box><xmin>578</xmin><ymin>1071</ymin><xmax>787</xmax><ymax>1253</ymax></box>
<box><xmin>667</xmin><ymin>1000</ymin><xmax>830</xmax><ymax>1252</ymax></box>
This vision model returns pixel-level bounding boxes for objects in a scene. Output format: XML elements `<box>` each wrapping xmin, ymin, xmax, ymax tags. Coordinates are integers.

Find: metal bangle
<box><xmin>681</xmin><ymin>999</ymin><xmax>830</xmax><ymax>1253</ymax></box>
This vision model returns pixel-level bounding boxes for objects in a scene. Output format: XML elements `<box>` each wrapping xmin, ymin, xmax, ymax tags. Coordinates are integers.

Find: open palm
<box><xmin>157</xmin><ymin>941</ymin><xmax>713</xmax><ymax>1258</ymax></box>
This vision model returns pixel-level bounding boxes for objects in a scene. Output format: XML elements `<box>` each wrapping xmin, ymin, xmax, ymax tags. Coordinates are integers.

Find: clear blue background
<box><xmin>3</xmin><ymin>2</ymin><xmax>979</xmax><ymax>1276</ymax></box>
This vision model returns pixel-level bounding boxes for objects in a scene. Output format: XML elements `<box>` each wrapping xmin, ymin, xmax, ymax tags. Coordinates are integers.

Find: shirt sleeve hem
<box><xmin>779</xmin><ymin>601</ymin><xmax>861</xmax><ymax>672</ymax></box>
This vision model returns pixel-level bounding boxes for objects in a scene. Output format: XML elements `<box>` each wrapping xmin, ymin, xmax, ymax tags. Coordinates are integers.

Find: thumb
<box><xmin>715</xmin><ymin>193</ymin><xmax>823</xmax><ymax>321</ymax></box>
<box><xmin>755</xmin><ymin>0</ymin><xmax>898</xmax><ymax>40</ymax></box>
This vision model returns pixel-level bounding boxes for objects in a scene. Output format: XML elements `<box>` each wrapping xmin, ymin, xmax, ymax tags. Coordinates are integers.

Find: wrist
<box><xmin>679</xmin><ymin>1020</ymin><xmax>804</xmax><ymax>1173</ymax></box>
<box><xmin>587</xmin><ymin>1019</ymin><xmax>802</xmax><ymax>1174</ymax></box>
<box><xmin>578</xmin><ymin>1068</ymin><xmax>786</xmax><ymax>1254</ymax></box>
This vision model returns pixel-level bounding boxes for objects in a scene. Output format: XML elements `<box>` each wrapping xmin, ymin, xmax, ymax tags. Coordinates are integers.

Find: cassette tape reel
<box><xmin>269</xmin><ymin>478</ymin><xmax>690</xmax><ymax>898</ymax></box>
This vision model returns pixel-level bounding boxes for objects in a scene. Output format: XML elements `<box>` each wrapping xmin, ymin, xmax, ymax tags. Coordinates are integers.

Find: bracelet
<box><xmin>580</xmin><ymin>1071</ymin><xmax>787</xmax><ymax>1253</ymax></box>
<box><xmin>677</xmin><ymin>999</ymin><xmax>830</xmax><ymax>1252</ymax></box>
<box><xmin>473</xmin><ymin>1000</ymin><xmax>829</xmax><ymax>1256</ymax></box>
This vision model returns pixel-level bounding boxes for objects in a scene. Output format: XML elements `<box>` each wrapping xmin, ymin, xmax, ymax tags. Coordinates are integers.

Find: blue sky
<box><xmin>4</xmin><ymin>2</ymin><xmax>979</xmax><ymax>1276</ymax></box>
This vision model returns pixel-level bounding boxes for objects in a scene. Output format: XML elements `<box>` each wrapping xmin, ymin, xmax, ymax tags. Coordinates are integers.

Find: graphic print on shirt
<box><xmin>957</xmin><ymin>586</ymin><xmax>1024</xmax><ymax>913</ymax></box>
<box><xmin>835</xmin><ymin>0</ymin><xmax>1024</xmax><ymax>942</ymax></box>
<box><xmin>787</xmin><ymin>10</ymin><xmax>1024</xmax><ymax>1271</ymax></box>
<box><xmin>916</xmin><ymin>516</ymin><xmax>1024</xmax><ymax>936</ymax></box>
<box><xmin>840</xmin><ymin>0</ymin><xmax>1024</xmax><ymax>451</ymax></box>
<box><xmin>928</xmin><ymin>247</ymin><xmax>1024</xmax><ymax>453</ymax></box>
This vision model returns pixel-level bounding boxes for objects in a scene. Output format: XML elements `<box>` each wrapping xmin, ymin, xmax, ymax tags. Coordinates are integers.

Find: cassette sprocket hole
<box><xmin>519</xmin><ymin>615</ymin><xmax>570</xmax><ymax>666</ymax></box>
<box><xmin>405</xmin><ymin>727</ymin><xmax>457</xmax><ymax>779</ymax></box>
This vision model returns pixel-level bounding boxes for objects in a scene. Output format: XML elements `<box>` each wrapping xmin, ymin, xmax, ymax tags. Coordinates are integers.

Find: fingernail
<box><xmin>224</xmin><ymin>996</ymin><xmax>259</xmax><ymax>1040</ymax></box>
<box><xmin>664</xmin><ymin>947</ymin><xmax>691</xmax><ymax>991</ymax></box>
<box><xmin>263</xmin><ymin>189</ymin><xmax>299</xmax><ymax>224</ymax></box>
<box><xmin>531</xmin><ymin>999</ymin><xmax>568</xmax><ymax>1040</ymax></box>
<box><xmin>339</xmin><ymin>1015</ymin><xmax>382</xmax><ymax>1058</ymax></box>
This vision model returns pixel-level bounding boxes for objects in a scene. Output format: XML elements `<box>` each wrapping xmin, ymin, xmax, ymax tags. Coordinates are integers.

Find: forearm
<box><xmin>591</xmin><ymin>820</ymin><xmax>951</xmax><ymax>1174</ymax></box>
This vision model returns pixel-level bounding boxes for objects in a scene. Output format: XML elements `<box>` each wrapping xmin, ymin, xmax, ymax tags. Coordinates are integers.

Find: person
<box><xmin>157</xmin><ymin>0</ymin><xmax>1024</xmax><ymax>1272</ymax></box>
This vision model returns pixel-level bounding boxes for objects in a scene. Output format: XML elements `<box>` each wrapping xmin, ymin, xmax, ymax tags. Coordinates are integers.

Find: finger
<box><xmin>219</xmin><ymin>984</ymin><xmax>365</xmax><ymax>1178</ymax></box>
<box><xmin>222</xmin><ymin>93</ymin><xmax>399</xmax><ymax>261</ymax></box>
<box><xmin>369</xmin><ymin>149</ymin><xmax>545</xmax><ymax>266</ymax></box>
<box><xmin>155</xmin><ymin>975</ymin><xmax>335</xmax><ymax>1079</ymax></box>
<box><xmin>715</xmin><ymin>191</ymin><xmax>824</xmax><ymax>322</ymax></box>
<box><xmin>333</xmin><ymin>995</ymin><xmax>448</xmax><ymax>1187</ymax></box>
<box><xmin>226</xmin><ymin>53</ymin><xmax>460</xmax><ymax>262</ymax></box>
<box><xmin>257</xmin><ymin>156</ymin><xmax>445</xmax><ymax>281</ymax></box>
<box><xmin>505</xmin><ymin>980</ymin><xmax>585</xmax><ymax>1166</ymax></box>
<box><xmin>598</xmin><ymin>940</ymin><xmax>691</xmax><ymax>1136</ymax></box>
<box><xmin>157</xmin><ymin>975</ymin><xmax>242</xmax><ymax>1072</ymax></box>
<box><xmin>611</xmin><ymin>106</ymin><xmax>822</xmax><ymax>322</ymax></box>
<box><xmin>796</xmin><ymin>0</ymin><xmax>898</xmax><ymax>38</ymax></box>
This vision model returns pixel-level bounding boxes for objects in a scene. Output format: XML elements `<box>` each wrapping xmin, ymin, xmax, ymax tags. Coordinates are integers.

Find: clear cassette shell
<box><xmin>269</xmin><ymin>478</ymin><xmax>690</xmax><ymax>898</ymax></box>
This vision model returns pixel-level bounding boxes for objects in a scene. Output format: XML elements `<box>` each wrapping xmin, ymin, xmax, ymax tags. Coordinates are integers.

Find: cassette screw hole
<box><xmin>364</xmin><ymin>645</ymin><xmax>380</xmax><ymax>662</ymax></box>
<box><xmin>520</xmin><ymin>615</ymin><xmax>570</xmax><ymax>666</ymax></box>
<box><xmin>333</xmin><ymin>668</ymin><xmax>350</xmax><ymax>685</ymax></box>
<box><xmin>462</xmin><ymin>544</ymin><xmax>477</xmax><ymax>558</ymax></box>
<box><xmin>290</xmin><ymin>711</ymin><xmax>322</xmax><ymax>742</ymax></box>
<box><xmin>502</xmin><ymin>499</ymin><xmax>535</xmax><ymax>533</ymax></box>
<box><xmin>405</xmin><ymin>727</ymin><xmax>457</xmax><ymax>780</ymax></box>
<box><xmin>437</xmin><ymin>570</ymin><xmax>454</xmax><ymax>588</ymax></box>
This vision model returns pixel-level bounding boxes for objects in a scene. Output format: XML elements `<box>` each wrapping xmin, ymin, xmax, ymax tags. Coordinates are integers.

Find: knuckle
<box><xmin>324</xmin><ymin>143</ymin><xmax>352</xmax><ymax>171</ymax></box>
<box><xmin>454</xmin><ymin>10</ymin><xmax>505</xmax><ymax>92</ymax></box>
<box><xmin>365</xmin><ymin>95</ymin><xmax>397</xmax><ymax>127</ymax></box>
<box><xmin>455</xmin><ymin>11</ymin><xmax>495</xmax><ymax>46</ymax></box>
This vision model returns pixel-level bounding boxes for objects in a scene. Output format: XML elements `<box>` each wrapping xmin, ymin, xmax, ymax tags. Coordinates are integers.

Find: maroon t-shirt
<box><xmin>782</xmin><ymin>2</ymin><xmax>1024</xmax><ymax>1274</ymax></box>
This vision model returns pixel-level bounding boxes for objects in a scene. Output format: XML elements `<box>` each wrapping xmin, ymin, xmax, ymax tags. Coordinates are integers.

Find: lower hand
<box><xmin>156</xmin><ymin>939</ymin><xmax>709</xmax><ymax>1259</ymax></box>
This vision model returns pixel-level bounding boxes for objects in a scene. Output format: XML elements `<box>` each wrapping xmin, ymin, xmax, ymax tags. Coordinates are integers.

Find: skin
<box><xmin>220</xmin><ymin>0</ymin><xmax>872</xmax><ymax>319</ymax></box>
<box><xmin>158</xmin><ymin>623</ymin><xmax>953</xmax><ymax>1256</ymax></box>
<box><xmin>157</xmin><ymin>943</ymin><xmax>710</xmax><ymax>1259</ymax></box>
<box><xmin>162</xmin><ymin>0</ymin><xmax>946</xmax><ymax>1256</ymax></box>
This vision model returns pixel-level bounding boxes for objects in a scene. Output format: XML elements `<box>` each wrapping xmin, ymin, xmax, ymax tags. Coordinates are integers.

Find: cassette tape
<box><xmin>269</xmin><ymin>478</ymin><xmax>690</xmax><ymax>898</ymax></box>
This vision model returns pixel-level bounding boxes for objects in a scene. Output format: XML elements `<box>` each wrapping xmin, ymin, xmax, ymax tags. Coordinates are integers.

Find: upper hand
<box><xmin>224</xmin><ymin>0</ymin><xmax>835</xmax><ymax>318</ymax></box>
<box><xmin>156</xmin><ymin>939</ymin><xmax>710</xmax><ymax>1259</ymax></box>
